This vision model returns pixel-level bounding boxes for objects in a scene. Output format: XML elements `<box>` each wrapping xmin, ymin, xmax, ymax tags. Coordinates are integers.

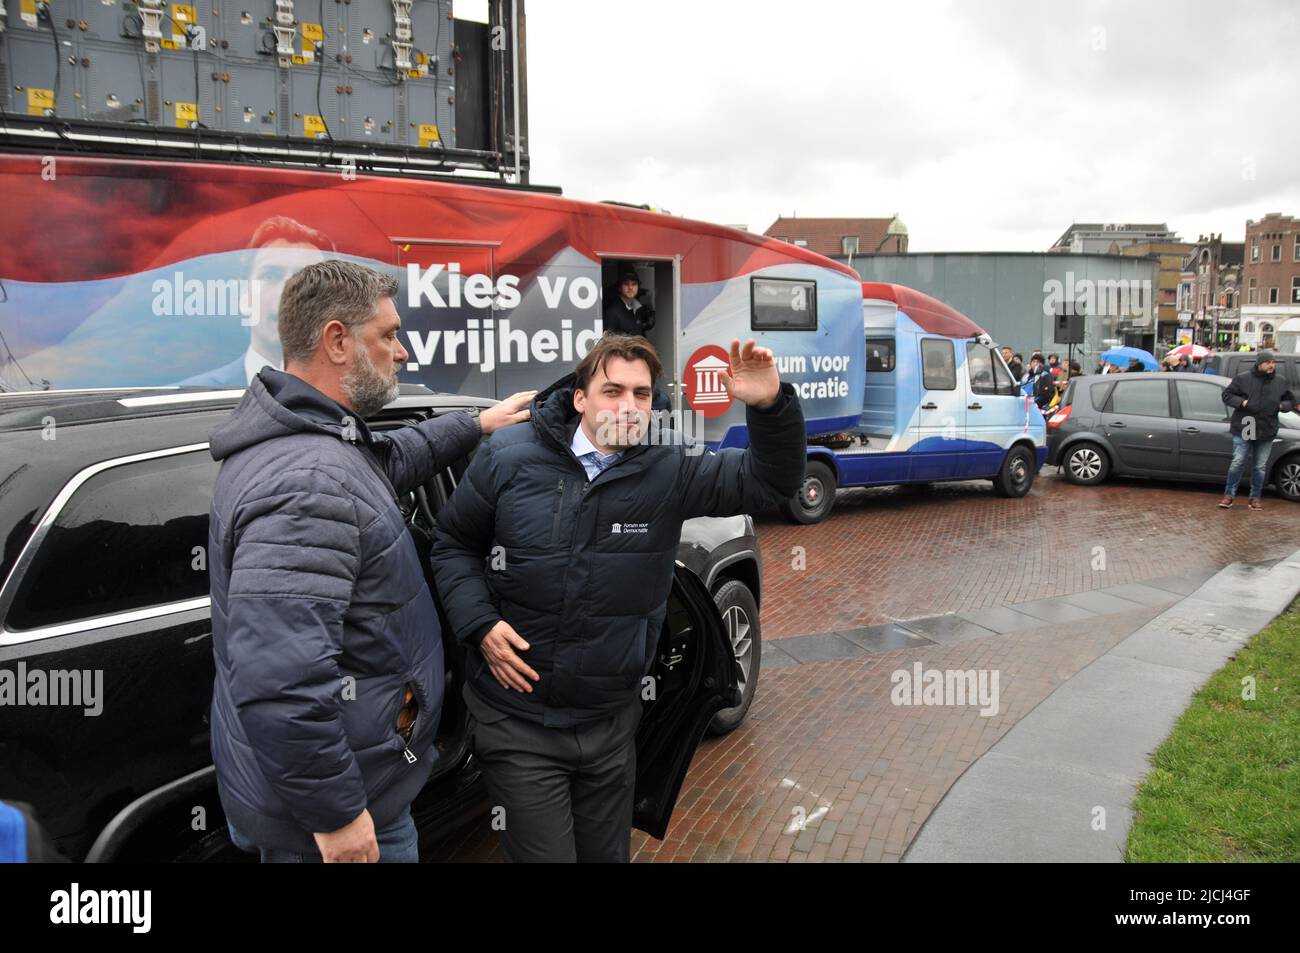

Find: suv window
<box><xmin>966</xmin><ymin>343</ymin><xmax>997</xmax><ymax>395</ymax></box>
<box><xmin>921</xmin><ymin>339</ymin><xmax>956</xmax><ymax>391</ymax></box>
<box><xmin>7</xmin><ymin>451</ymin><xmax>219</xmax><ymax>631</ymax></box>
<box><xmin>1174</xmin><ymin>380</ymin><xmax>1229</xmax><ymax>422</ymax></box>
<box><xmin>1106</xmin><ymin>380</ymin><xmax>1171</xmax><ymax>417</ymax></box>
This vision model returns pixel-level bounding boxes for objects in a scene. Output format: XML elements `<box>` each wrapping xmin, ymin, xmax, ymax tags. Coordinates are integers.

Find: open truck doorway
<box><xmin>600</xmin><ymin>258</ymin><xmax>681</xmax><ymax>413</ymax></box>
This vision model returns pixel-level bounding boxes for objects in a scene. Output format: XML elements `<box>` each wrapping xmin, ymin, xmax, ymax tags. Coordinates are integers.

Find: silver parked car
<box><xmin>1044</xmin><ymin>372</ymin><xmax>1300</xmax><ymax>500</ymax></box>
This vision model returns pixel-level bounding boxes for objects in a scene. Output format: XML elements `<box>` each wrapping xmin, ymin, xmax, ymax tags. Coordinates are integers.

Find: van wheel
<box><xmin>784</xmin><ymin>460</ymin><xmax>836</xmax><ymax>524</ymax></box>
<box><xmin>1273</xmin><ymin>455</ymin><xmax>1300</xmax><ymax>501</ymax></box>
<box><xmin>993</xmin><ymin>445</ymin><xmax>1036</xmax><ymax>497</ymax></box>
<box><xmin>707</xmin><ymin>579</ymin><xmax>760</xmax><ymax>736</ymax></box>
<box><xmin>1064</xmin><ymin>443</ymin><xmax>1110</xmax><ymax>486</ymax></box>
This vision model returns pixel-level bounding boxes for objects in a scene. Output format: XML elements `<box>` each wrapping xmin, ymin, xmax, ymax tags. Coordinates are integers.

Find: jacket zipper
<box><xmin>551</xmin><ymin>478</ymin><xmax>565</xmax><ymax>542</ymax></box>
<box><xmin>400</xmin><ymin>681</ymin><xmax>419</xmax><ymax>764</ymax></box>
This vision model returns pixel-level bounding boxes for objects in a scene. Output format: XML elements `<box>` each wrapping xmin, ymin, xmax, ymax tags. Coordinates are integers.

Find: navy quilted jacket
<box><xmin>430</xmin><ymin>374</ymin><xmax>805</xmax><ymax>727</ymax></box>
<box><xmin>207</xmin><ymin>369</ymin><xmax>480</xmax><ymax>851</ymax></box>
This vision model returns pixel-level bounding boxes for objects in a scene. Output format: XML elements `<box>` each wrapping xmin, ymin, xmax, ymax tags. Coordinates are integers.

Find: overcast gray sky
<box><xmin>502</xmin><ymin>0</ymin><xmax>1299</xmax><ymax>251</ymax></box>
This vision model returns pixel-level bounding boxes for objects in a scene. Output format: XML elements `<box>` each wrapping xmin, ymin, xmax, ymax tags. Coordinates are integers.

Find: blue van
<box><xmin>785</xmin><ymin>283</ymin><xmax>1048</xmax><ymax>523</ymax></box>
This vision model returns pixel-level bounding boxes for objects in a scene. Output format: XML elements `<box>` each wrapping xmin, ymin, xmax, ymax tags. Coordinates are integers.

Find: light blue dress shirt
<box><xmin>571</xmin><ymin>423</ymin><xmax>624</xmax><ymax>481</ymax></box>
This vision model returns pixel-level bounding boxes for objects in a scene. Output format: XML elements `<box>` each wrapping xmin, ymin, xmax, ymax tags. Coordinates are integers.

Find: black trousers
<box><xmin>465</xmin><ymin>683</ymin><xmax>642</xmax><ymax>863</ymax></box>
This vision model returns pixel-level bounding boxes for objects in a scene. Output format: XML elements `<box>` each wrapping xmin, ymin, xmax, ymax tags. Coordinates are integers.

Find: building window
<box><xmin>1272</xmin><ymin>243</ymin><xmax>1282</xmax><ymax>262</ymax></box>
<box><xmin>1270</xmin><ymin>287</ymin><xmax>1280</xmax><ymax>304</ymax></box>
<box><xmin>1248</xmin><ymin>278</ymin><xmax>1257</xmax><ymax>304</ymax></box>
<box><xmin>793</xmin><ymin>239</ymin><xmax>808</xmax><ymax>247</ymax></box>
<box><xmin>1251</xmin><ymin>238</ymin><xmax>1259</xmax><ymax>262</ymax></box>
<box><xmin>841</xmin><ymin>236</ymin><xmax>859</xmax><ymax>255</ymax></box>
<box><xmin>1292</xmin><ymin>276</ymin><xmax>1300</xmax><ymax>304</ymax></box>
<box><xmin>1294</xmin><ymin>236</ymin><xmax>1299</xmax><ymax>261</ymax></box>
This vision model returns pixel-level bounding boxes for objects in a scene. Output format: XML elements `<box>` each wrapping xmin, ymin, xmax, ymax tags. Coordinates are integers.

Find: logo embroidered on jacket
<box><xmin>611</xmin><ymin>522</ymin><xmax>650</xmax><ymax>534</ymax></box>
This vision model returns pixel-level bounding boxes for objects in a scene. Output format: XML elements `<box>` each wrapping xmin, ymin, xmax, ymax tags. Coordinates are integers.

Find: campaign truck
<box><xmin>778</xmin><ymin>283</ymin><xmax>1048</xmax><ymax>523</ymax></box>
<box><xmin>0</xmin><ymin>154</ymin><xmax>1042</xmax><ymax>524</ymax></box>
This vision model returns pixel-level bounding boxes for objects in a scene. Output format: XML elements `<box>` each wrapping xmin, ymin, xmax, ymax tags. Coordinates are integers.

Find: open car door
<box><xmin>633</xmin><ymin>566</ymin><xmax>741</xmax><ymax>839</ymax></box>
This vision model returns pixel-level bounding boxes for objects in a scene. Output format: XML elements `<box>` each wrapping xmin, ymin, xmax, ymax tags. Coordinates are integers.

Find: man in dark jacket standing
<box><xmin>602</xmin><ymin>264</ymin><xmax>655</xmax><ymax>336</ymax></box>
<box><xmin>207</xmin><ymin>260</ymin><xmax>531</xmax><ymax>862</ymax></box>
<box><xmin>1219</xmin><ymin>349</ymin><xmax>1296</xmax><ymax>510</ymax></box>
<box><xmin>1021</xmin><ymin>354</ymin><xmax>1055</xmax><ymax>411</ymax></box>
<box><xmin>431</xmin><ymin>334</ymin><xmax>805</xmax><ymax>862</ymax></box>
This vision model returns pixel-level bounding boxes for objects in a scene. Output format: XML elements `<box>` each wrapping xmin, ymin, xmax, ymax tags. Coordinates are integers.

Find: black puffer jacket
<box><xmin>207</xmin><ymin>369</ymin><xmax>481</xmax><ymax>851</ymax></box>
<box><xmin>431</xmin><ymin>375</ymin><xmax>805</xmax><ymax>727</ymax></box>
<box><xmin>1223</xmin><ymin>365</ymin><xmax>1297</xmax><ymax>440</ymax></box>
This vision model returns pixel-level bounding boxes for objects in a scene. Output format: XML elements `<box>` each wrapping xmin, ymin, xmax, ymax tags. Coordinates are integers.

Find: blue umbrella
<box><xmin>1100</xmin><ymin>346</ymin><xmax>1159</xmax><ymax>371</ymax></box>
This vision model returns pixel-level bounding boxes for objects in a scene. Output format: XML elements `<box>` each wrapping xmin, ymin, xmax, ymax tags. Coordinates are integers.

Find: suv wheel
<box><xmin>707</xmin><ymin>579</ymin><xmax>760</xmax><ymax>736</ymax></box>
<box><xmin>1064</xmin><ymin>443</ymin><xmax>1110</xmax><ymax>486</ymax></box>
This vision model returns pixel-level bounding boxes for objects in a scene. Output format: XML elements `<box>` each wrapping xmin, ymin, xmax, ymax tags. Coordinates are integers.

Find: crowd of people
<box><xmin>998</xmin><ymin>346</ymin><xmax>1078</xmax><ymax>414</ymax></box>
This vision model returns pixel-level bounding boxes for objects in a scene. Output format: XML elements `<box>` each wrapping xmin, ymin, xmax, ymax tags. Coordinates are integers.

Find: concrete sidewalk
<box><xmin>903</xmin><ymin>550</ymin><xmax>1300</xmax><ymax>863</ymax></box>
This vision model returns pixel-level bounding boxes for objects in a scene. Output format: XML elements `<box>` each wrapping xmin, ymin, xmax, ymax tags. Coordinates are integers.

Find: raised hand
<box><xmin>719</xmin><ymin>338</ymin><xmax>781</xmax><ymax>409</ymax></box>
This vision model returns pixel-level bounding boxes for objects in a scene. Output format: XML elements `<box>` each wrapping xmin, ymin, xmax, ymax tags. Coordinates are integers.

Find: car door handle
<box><xmin>921</xmin><ymin>402</ymin><xmax>938</xmax><ymax>410</ymax></box>
<box><xmin>1108</xmin><ymin>421</ymin><xmax>1126</xmax><ymax>428</ymax></box>
<box><xmin>1181</xmin><ymin>427</ymin><xmax>1200</xmax><ymax>434</ymax></box>
<box><xmin>968</xmin><ymin>403</ymin><xmax>982</xmax><ymax>410</ymax></box>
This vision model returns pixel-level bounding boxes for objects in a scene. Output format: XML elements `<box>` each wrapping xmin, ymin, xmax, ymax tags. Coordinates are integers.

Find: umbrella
<box><xmin>1166</xmin><ymin>343</ymin><xmax>1212</xmax><ymax>360</ymax></box>
<box><xmin>1100</xmin><ymin>346</ymin><xmax>1159</xmax><ymax>371</ymax></box>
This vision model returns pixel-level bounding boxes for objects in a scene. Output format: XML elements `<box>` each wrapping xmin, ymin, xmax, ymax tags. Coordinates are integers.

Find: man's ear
<box><xmin>321</xmin><ymin>319</ymin><xmax>351</xmax><ymax>366</ymax></box>
<box><xmin>573</xmin><ymin>388</ymin><xmax>585</xmax><ymax>414</ymax></box>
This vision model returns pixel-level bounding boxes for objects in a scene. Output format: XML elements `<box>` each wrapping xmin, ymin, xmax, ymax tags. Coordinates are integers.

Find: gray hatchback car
<box><xmin>1045</xmin><ymin>372</ymin><xmax>1300</xmax><ymax>501</ymax></box>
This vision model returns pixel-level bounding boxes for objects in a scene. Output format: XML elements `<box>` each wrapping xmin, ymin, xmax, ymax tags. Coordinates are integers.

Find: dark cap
<box><xmin>618</xmin><ymin>265</ymin><xmax>641</xmax><ymax>284</ymax></box>
<box><xmin>1257</xmin><ymin>349</ymin><xmax>1276</xmax><ymax>363</ymax></box>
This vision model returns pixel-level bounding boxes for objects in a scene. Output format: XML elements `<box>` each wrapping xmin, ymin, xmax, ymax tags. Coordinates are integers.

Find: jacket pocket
<box><xmin>578</xmin><ymin>617</ymin><xmax>648</xmax><ymax>688</ymax></box>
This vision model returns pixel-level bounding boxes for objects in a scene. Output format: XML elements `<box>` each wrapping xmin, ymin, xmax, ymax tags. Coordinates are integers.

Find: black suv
<box><xmin>0</xmin><ymin>386</ymin><xmax>765</xmax><ymax>861</ymax></box>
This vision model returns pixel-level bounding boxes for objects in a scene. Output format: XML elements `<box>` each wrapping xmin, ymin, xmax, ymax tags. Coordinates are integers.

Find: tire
<box><xmin>1063</xmin><ymin>442</ymin><xmax>1110</xmax><ymax>486</ymax></box>
<box><xmin>707</xmin><ymin>579</ymin><xmax>761</xmax><ymax>736</ymax></box>
<box><xmin>783</xmin><ymin>459</ymin><xmax>837</xmax><ymax>524</ymax></box>
<box><xmin>1273</xmin><ymin>454</ymin><xmax>1300</xmax><ymax>501</ymax></box>
<box><xmin>992</xmin><ymin>445</ymin><xmax>1037</xmax><ymax>498</ymax></box>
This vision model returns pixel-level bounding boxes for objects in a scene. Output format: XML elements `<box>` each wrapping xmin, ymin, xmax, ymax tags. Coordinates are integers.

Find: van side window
<box><xmin>921</xmin><ymin>339</ymin><xmax>956</xmax><ymax>391</ymax></box>
<box><xmin>992</xmin><ymin>349</ymin><xmax>1019</xmax><ymax>395</ymax></box>
<box><xmin>751</xmin><ymin>277</ymin><xmax>817</xmax><ymax>330</ymax></box>
<box><xmin>7</xmin><ymin>451</ymin><xmax>219</xmax><ymax>631</ymax></box>
<box><xmin>866</xmin><ymin>337</ymin><xmax>895</xmax><ymax>372</ymax></box>
<box><xmin>966</xmin><ymin>343</ymin><xmax>997</xmax><ymax>395</ymax></box>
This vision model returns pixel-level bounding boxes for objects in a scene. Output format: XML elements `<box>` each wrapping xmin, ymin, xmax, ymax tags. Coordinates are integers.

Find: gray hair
<box><xmin>278</xmin><ymin>260</ymin><xmax>400</xmax><ymax>363</ymax></box>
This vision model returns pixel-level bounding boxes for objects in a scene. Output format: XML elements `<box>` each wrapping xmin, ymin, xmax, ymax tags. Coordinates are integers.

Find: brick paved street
<box><xmin>426</xmin><ymin>470</ymin><xmax>1300</xmax><ymax>862</ymax></box>
<box><xmin>758</xmin><ymin>470</ymin><xmax>1300</xmax><ymax>639</ymax></box>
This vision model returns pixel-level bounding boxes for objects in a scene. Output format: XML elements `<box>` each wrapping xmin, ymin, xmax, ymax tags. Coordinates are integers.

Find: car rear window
<box><xmin>1106</xmin><ymin>380</ymin><xmax>1171</xmax><ymax>417</ymax></box>
<box><xmin>1089</xmin><ymin>381</ymin><xmax>1116</xmax><ymax>409</ymax></box>
<box><xmin>7</xmin><ymin>450</ymin><xmax>218</xmax><ymax>631</ymax></box>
